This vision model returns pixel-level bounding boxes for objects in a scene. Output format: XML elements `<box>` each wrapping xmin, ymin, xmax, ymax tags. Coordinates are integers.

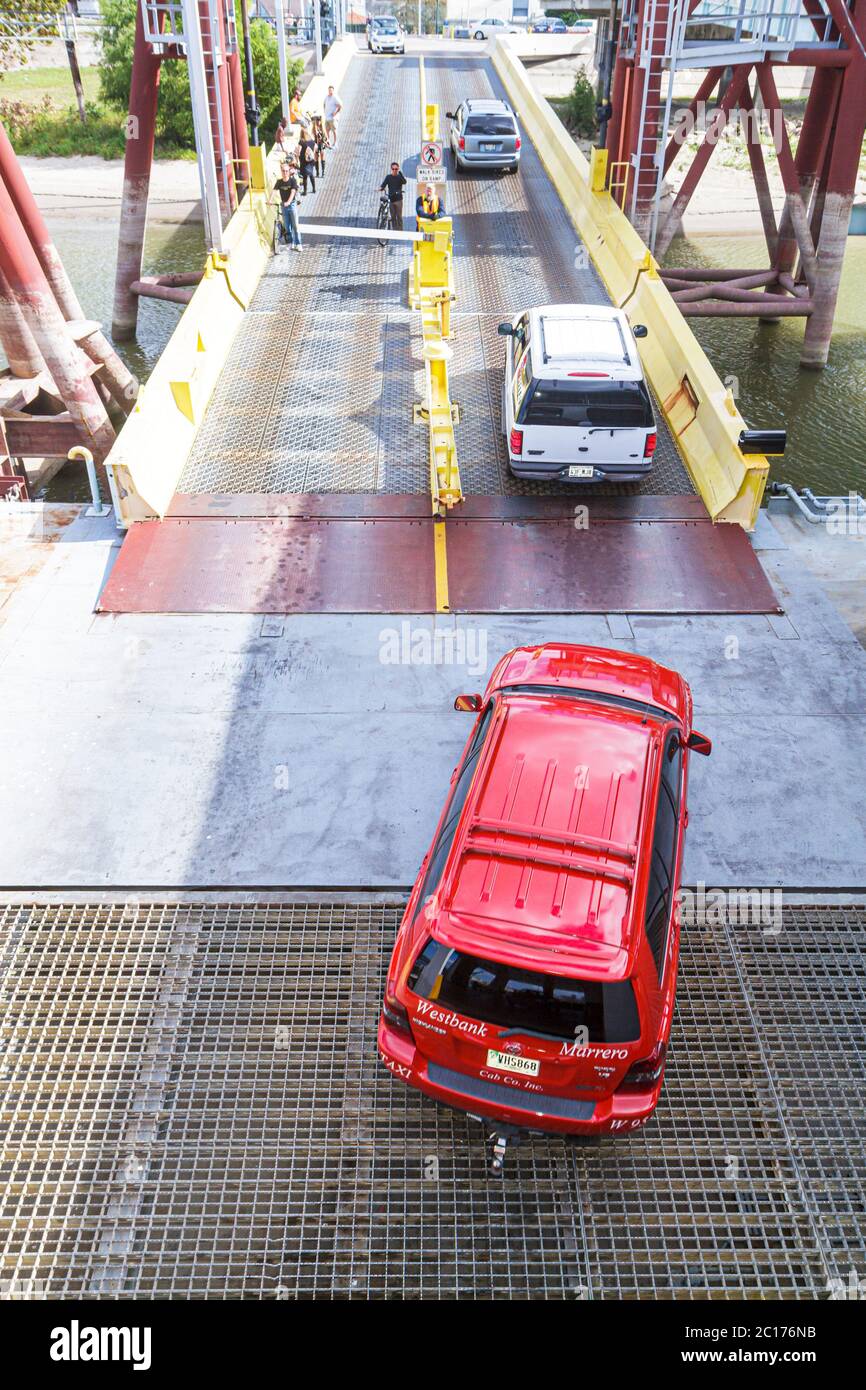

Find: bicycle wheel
<box><xmin>376</xmin><ymin>202</ymin><xmax>390</xmax><ymax>247</ymax></box>
<box><xmin>271</xmin><ymin>212</ymin><xmax>280</xmax><ymax>255</ymax></box>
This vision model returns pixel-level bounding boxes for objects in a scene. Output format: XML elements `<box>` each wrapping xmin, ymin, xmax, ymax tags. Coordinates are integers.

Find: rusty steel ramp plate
<box><xmin>99</xmin><ymin>494</ymin><xmax>781</xmax><ymax>616</ymax></box>
<box><xmin>446</xmin><ymin>505</ymin><xmax>783</xmax><ymax>614</ymax></box>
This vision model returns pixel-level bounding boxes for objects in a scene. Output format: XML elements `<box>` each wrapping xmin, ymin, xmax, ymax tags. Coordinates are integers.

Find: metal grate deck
<box><xmin>180</xmin><ymin>53</ymin><xmax>692</xmax><ymax>499</ymax></box>
<box><xmin>0</xmin><ymin>900</ymin><xmax>862</xmax><ymax>1299</ymax></box>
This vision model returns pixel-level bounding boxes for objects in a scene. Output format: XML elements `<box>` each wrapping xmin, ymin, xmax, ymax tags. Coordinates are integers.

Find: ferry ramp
<box><xmin>100</xmin><ymin>47</ymin><xmax>779</xmax><ymax>618</ymax></box>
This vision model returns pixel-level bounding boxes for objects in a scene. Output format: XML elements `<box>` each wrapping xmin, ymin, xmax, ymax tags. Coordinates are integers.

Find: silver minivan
<box><xmin>446</xmin><ymin>99</ymin><xmax>521</xmax><ymax>174</ymax></box>
<box><xmin>499</xmin><ymin>305</ymin><xmax>657</xmax><ymax>483</ymax></box>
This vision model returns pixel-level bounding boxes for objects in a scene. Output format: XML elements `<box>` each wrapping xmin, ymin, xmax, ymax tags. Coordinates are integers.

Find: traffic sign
<box><xmin>420</xmin><ymin>141</ymin><xmax>443</xmax><ymax>167</ymax></box>
<box><xmin>417</xmin><ymin>166</ymin><xmax>446</xmax><ymax>183</ymax></box>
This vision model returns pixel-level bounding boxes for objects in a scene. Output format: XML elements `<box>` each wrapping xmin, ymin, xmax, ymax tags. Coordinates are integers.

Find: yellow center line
<box><xmin>433</xmin><ymin>515</ymin><xmax>450</xmax><ymax>614</ymax></box>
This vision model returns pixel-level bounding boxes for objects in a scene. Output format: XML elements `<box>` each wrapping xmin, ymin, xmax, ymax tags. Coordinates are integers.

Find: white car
<box><xmin>499</xmin><ymin>304</ymin><xmax>657</xmax><ymax>483</ymax></box>
<box><xmin>368</xmin><ymin>16</ymin><xmax>405</xmax><ymax>53</ymax></box>
<box><xmin>472</xmin><ymin>18</ymin><xmax>522</xmax><ymax>39</ymax></box>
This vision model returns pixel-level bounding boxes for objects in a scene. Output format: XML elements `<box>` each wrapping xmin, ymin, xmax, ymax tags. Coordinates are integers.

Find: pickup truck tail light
<box><xmin>509</xmin><ymin>428</ymin><xmax>523</xmax><ymax>455</ymax></box>
<box><xmin>644</xmin><ymin>431</ymin><xmax>657</xmax><ymax>459</ymax></box>
<box><xmin>458</xmin><ymin>135</ymin><xmax>465</xmax><ymax>151</ymax></box>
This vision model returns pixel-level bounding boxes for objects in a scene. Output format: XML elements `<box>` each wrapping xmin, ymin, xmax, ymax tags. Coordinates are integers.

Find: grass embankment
<box><xmin>0</xmin><ymin>65</ymin><xmax>195</xmax><ymax>159</ymax></box>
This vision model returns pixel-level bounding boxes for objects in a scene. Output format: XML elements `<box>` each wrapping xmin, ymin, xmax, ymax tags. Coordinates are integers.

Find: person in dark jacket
<box><xmin>380</xmin><ymin>162</ymin><xmax>407</xmax><ymax>231</ymax></box>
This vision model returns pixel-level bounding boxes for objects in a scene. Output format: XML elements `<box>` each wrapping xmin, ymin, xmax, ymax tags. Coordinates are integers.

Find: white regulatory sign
<box><xmin>420</xmin><ymin>141</ymin><xmax>443</xmax><ymax>167</ymax></box>
<box><xmin>416</xmin><ymin>166</ymin><xmax>446</xmax><ymax>183</ymax></box>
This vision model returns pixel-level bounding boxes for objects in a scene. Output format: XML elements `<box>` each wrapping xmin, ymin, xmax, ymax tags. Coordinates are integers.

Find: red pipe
<box><xmin>0</xmin><ymin>176</ymin><xmax>115</xmax><ymax>461</ymax></box>
<box><xmin>228</xmin><ymin>48</ymin><xmax>251</xmax><ymax>193</ymax></box>
<box><xmin>0</xmin><ymin>262</ymin><xmax>44</xmax><ymax>377</ymax></box>
<box><xmin>801</xmin><ymin>0</ymin><xmax>866</xmax><ymax>366</ymax></box>
<box><xmin>0</xmin><ymin>119</ymin><xmax>137</xmax><ymax>408</ymax></box>
<box><xmin>111</xmin><ymin>2</ymin><xmax>163</xmax><ymax>342</ymax></box>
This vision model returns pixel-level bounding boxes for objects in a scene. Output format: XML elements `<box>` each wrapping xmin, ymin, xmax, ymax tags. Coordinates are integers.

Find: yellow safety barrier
<box><xmin>492</xmin><ymin>38</ymin><xmax>768</xmax><ymax>528</ymax></box>
<box><xmin>105</xmin><ymin>38</ymin><xmax>357</xmax><ymax>526</ymax></box>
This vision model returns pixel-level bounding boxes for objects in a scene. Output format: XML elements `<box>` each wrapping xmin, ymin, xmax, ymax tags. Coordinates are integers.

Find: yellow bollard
<box><xmin>589</xmin><ymin>146</ymin><xmax>608</xmax><ymax>194</ymax></box>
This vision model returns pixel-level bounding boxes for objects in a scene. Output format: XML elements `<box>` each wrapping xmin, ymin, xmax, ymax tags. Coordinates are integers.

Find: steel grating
<box><xmin>0</xmin><ymin>900</ymin><xmax>863</xmax><ymax>1299</ymax></box>
<box><xmin>179</xmin><ymin>52</ymin><xmax>693</xmax><ymax>499</ymax></box>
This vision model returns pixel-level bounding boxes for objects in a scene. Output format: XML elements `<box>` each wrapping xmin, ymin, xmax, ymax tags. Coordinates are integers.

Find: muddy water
<box><xmin>662</xmin><ymin>233</ymin><xmax>866</xmax><ymax>496</ymax></box>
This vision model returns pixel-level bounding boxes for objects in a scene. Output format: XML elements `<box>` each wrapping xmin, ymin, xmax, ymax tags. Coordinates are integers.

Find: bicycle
<box><xmin>271</xmin><ymin>205</ymin><xmax>291</xmax><ymax>255</ymax></box>
<box><xmin>376</xmin><ymin>190</ymin><xmax>393</xmax><ymax>246</ymax></box>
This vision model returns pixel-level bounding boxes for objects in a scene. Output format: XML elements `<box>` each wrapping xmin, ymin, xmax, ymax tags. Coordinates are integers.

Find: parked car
<box><xmin>446</xmin><ymin>98</ymin><xmax>521</xmax><ymax>174</ymax></box>
<box><xmin>569</xmin><ymin>21</ymin><xmax>594</xmax><ymax>32</ymax></box>
<box><xmin>368</xmin><ymin>15</ymin><xmax>405</xmax><ymax>53</ymax></box>
<box><xmin>379</xmin><ymin>643</ymin><xmax>711</xmax><ymax>1146</ymax></box>
<box><xmin>472</xmin><ymin>17</ymin><xmax>521</xmax><ymax>39</ymax></box>
<box><xmin>531</xmin><ymin>17</ymin><xmax>567</xmax><ymax>32</ymax></box>
<box><xmin>499</xmin><ymin>303</ymin><xmax>657</xmax><ymax>482</ymax></box>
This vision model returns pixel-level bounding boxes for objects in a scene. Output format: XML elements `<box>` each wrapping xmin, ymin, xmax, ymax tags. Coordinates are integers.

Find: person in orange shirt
<box><xmin>289</xmin><ymin>89</ymin><xmax>309</xmax><ymax>131</ymax></box>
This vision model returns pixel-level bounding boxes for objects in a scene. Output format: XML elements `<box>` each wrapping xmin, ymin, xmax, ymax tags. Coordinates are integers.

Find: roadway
<box><xmin>178</xmin><ymin>48</ymin><xmax>691</xmax><ymax>498</ymax></box>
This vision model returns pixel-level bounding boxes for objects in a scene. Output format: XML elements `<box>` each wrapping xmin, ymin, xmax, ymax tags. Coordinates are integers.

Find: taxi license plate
<box><xmin>568</xmin><ymin>465</ymin><xmax>594</xmax><ymax>478</ymax></box>
<box><xmin>486</xmin><ymin>1049</ymin><xmax>540</xmax><ymax>1077</ymax></box>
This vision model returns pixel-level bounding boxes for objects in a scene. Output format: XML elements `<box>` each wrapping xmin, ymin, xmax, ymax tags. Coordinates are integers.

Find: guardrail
<box><xmin>105</xmin><ymin>36</ymin><xmax>357</xmax><ymax>527</ymax></box>
<box><xmin>492</xmin><ymin>37</ymin><xmax>768</xmax><ymax>527</ymax></box>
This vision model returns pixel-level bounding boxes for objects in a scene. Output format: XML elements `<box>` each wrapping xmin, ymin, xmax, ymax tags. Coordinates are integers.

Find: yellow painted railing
<box><xmin>106</xmin><ymin>37</ymin><xmax>357</xmax><ymax>526</ymax></box>
<box><xmin>492</xmin><ymin>38</ymin><xmax>768</xmax><ymax>527</ymax></box>
<box><xmin>411</xmin><ymin>61</ymin><xmax>461</xmax><ymax>523</ymax></box>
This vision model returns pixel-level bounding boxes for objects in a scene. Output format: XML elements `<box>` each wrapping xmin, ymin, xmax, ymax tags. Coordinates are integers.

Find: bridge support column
<box><xmin>0</xmin><ymin>176</ymin><xmax>115</xmax><ymax>464</ymax></box>
<box><xmin>800</xmin><ymin>33</ymin><xmax>866</xmax><ymax>368</ymax></box>
<box><xmin>112</xmin><ymin>3</ymin><xmax>162</xmax><ymax>341</ymax></box>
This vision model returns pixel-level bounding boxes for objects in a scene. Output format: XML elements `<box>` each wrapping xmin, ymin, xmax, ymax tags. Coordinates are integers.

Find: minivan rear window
<box><xmin>408</xmin><ymin>939</ymin><xmax>640</xmax><ymax>1042</ymax></box>
<box><xmin>520</xmin><ymin>378</ymin><xmax>654</xmax><ymax>429</ymax></box>
<box><xmin>465</xmin><ymin>116</ymin><xmax>516</xmax><ymax>136</ymax></box>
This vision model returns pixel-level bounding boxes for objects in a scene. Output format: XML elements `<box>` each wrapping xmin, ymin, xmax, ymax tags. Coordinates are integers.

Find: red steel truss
<box><xmin>606</xmin><ymin>0</ymin><xmax>866</xmax><ymax>366</ymax></box>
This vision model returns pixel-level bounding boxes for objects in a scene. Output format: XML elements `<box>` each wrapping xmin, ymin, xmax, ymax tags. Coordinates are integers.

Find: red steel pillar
<box><xmin>0</xmin><ymin>178</ymin><xmax>115</xmax><ymax>462</ymax></box>
<box><xmin>800</xmin><ymin>4</ymin><xmax>866</xmax><ymax>367</ymax></box>
<box><xmin>0</xmin><ymin>121</ymin><xmax>138</xmax><ymax>409</ymax></box>
<box><xmin>112</xmin><ymin>2</ymin><xmax>163</xmax><ymax>340</ymax></box>
<box><xmin>0</xmin><ymin>264</ymin><xmax>44</xmax><ymax>378</ymax></box>
<box><xmin>228</xmin><ymin>48</ymin><xmax>251</xmax><ymax>193</ymax></box>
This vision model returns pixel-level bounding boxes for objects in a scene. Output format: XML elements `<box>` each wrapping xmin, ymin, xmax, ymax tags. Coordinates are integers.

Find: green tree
<box><xmin>99</xmin><ymin>0</ymin><xmax>302</xmax><ymax>150</ymax></box>
<box><xmin>0</xmin><ymin>2</ymin><xmax>66</xmax><ymax>74</ymax></box>
<box><xmin>243</xmin><ymin>13</ymin><xmax>304</xmax><ymax>144</ymax></box>
<box><xmin>565</xmin><ymin>66</ymin><xmax>596</xmax><ymax>139</ymax></box>
<box><xmin>99</xmin><ymin>0</ymin><xmax>193</xmax><ymax>145</ymax></box>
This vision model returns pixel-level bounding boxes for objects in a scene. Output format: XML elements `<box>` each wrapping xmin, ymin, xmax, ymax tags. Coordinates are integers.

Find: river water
<box><xmin>663</xmin><ymin>233</ymin><xmax>866</xmax><ymax>495</ymax></box>
<box><xmin>18</xmin><ymin>216</ymin><xmax>866</xmax><ymax>500</ymax></box>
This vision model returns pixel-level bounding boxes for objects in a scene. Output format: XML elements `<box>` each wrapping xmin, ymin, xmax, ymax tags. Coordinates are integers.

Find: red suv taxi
<box><xmin>379</xmin><ymin>644</ymin><xmax>711</xmax><ymax>1139</ymax></box>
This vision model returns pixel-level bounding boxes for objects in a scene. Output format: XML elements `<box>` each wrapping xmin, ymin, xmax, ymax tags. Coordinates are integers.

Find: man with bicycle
<box><xmin>379</xmin><ymin>162</ymin><xmax>407</xmax><ymax>231</ymax></box>
<box><xmin>273</xmin><ymin>159</ymin><xmax>302</xmax><ymax>252</ymax></box>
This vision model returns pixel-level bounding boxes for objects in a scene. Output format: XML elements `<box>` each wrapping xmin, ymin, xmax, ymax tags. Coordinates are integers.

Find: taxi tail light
<box><xmin>644</xmin><ymin>431</ymin><xmax>657</xmax><ymax>459</ymax></box>
<box><xmin>509</xmin><ymin>427</ymin><xmax>523</xmax><ymax>455</ymax></box>
<box><xmin>382</xmin><ymin>986</ymin><xmax>412</xmax><ymax>1038</ymax></box>
<box><xmin>619</xmin><ymin>1041</ymin><xmax>666</xmax><ymax>1090</ymax></box>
